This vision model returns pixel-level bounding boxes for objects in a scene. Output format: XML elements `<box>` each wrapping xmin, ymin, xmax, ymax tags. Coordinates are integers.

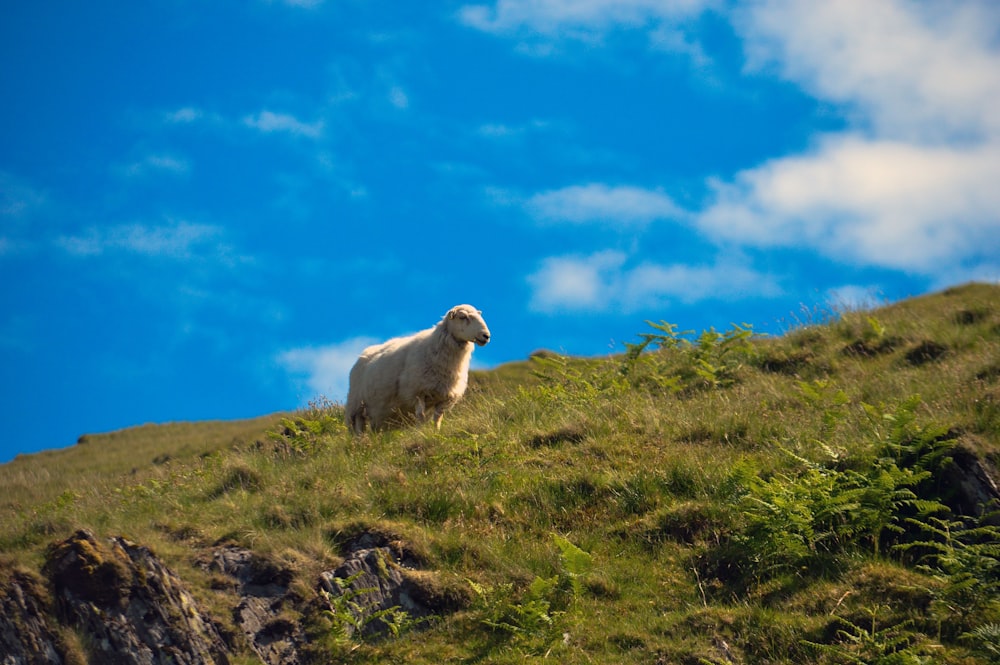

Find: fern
<box><xmin>729</xmin><ymin>431</ymin><xmax>941</xmax><ymax>585</ymax></box>
<box><xmin>320</xmin><ymin>570</ymin><xmax>422</xmax><ymax>645</ymax></box>
<box><xmin>469</xmin><ymin>535</ymin><xmax>593</xmax><ymax>655</ymax></box>
<box><xmin>530</xmin><ymin>352</ymin><xmax>627</xmax><ymax>406</ymax></box>
<box><xmin>553</xmin><ymin>533</ymin><xmax>593</xmax><ymax>599</ymax></box>
<box><xmin>798</xmin><ymin>379</ymin><xmax>850</xmax><ymax>442</ymax></box>
<box><xmin>470</xmin><ymin>577</ymin><xmax>559</xmax><ymax>640</ymax></box>
<box><xmin>621</xmin><ymin>321</ymin><xmax>758</xmax><ymax>392</ymax></box>
<box><xmin>895</xmin><ymin>512</ymin><xmax>1000</xmax><ymax>636</ymax></box>
<box><xmin>691</xmin><ymin>323</ymin><xmax>756</xmax><ymax>388</ymax></box>
<box><xmin>803</xmin><ymin>605</ymin><xmax>925</xmax><ymax>664</ymax></box>
<box><xmin>961</xmin><ymin>623</ymin><xmax>1000</xmax><ymax>659</ymax></box>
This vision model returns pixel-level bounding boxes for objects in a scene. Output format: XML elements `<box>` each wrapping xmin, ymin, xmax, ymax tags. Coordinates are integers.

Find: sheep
<box><xmin>345</xmin><ymin>304</ymin><xmax>491</xmax><ymax>433</ymax></box>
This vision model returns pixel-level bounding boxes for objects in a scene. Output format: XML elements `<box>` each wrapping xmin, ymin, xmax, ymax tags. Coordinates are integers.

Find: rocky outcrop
<box><xmin>1</xmin><ymin>528</ymin><xmax>471</xmax><ymax>664</ymax></box>
<box><xmin>43</xmin><ymin>530</ymin><xmax>230</xmax><ymax>665</ymax></box>
<box><xmin>207</xmin><ymin>546</ymin><xmax>304</xmax><ymax>665</ymax></box>
<box><xmin>0</xmin><ymin>565</ymin><xmax>64</xmax><ymax>665</ymax></box>
<box><xmin>319</xmin><ymin>547</ymin><xmax>416</xmax><ymax>639</ymax></box>
<box><xmin>318</xmin><ymin>535</ymin><xmax>471</xmax><ymax>640</ymax></box>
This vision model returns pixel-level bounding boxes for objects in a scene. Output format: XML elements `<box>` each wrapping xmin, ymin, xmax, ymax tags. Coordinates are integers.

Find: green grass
<box><xmin>2</xmin><ymin>282</ymin><xmax>999</xmax><ymax>663</ymax></box>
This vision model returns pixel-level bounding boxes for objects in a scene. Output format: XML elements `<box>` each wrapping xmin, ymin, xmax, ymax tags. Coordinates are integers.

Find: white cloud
<box><xmin>528</xmin><ymin>183</ymin><xmax>683</xmax><ymax>225</ymax></box>
<box><xmin>277</xmin><ymin>337</ymin><xmax>378</xmax><ymax>402</ymax></box>
<box><xmin>528</xmin><ymin>250</ymin><xmax>627</xmax><ymax>311</ymax></box>
<box><xmin>55</xmin><ymin>221</ymin><xmax>226</xmax><ymax>260</ymax></box>
<box><xmin>735</xmin><ymin>0</ymin><xmax>1000</xmax><ymax>142</ymax></box>
<box><xmin>694</xmin><ymin>0</ymin><xmax>1000</xmax><ymax>275</ymax></box>
<box><xmin>243</xmin><ymin>110</ymin><xmax>324</xmax><ymax>139</ymax></box>
<box><xmin>472</xmin><ymin>0</ymin><xmax>1000</xmax><ymax>284</ymax></box>
<box><xmin>527</xmin><ymin>250</ymin><xmax>780</xmax><ymax>313</ymax></box>
<box><xmin>696</xmin><ymin>134</ymin><xmax>1000</xmax><ymax>273</ymax></box>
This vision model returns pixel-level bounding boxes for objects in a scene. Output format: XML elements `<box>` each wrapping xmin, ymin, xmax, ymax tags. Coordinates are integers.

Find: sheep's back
<box><xmin>356</xmin><ymin>330</ymin><xmax>428</xmax><ymax>394</ymax></box>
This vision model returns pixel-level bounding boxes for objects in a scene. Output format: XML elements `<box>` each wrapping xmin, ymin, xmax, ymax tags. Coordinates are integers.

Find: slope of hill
<box><xmin>1</xmin><ymin>283</ymin><xmax>998</xmax><ymax>664</ymax></box>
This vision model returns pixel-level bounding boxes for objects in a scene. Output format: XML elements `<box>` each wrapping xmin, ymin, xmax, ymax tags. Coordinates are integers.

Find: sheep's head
<box><xmin>446</xmin><ymin>305</ymin><xmax>491</xmax><ymax>346</ymax></box>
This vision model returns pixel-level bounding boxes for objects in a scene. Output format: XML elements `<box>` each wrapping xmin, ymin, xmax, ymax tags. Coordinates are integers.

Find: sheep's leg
<box><xmin>354</xmin><ymin>413</ymin><xmax>368</xmax><ymax>435</ymax></box>
<box><xmin>351</xmin><ymin>402</ymin><xmax>369</xmax><ymax>435</ymax></box>
<box><xmin>414</xmin><ymin>396</ymin><xmax>427</xmax><ymax>423</ymax></box>
<box><xmin>433</xmin><ymin>407</ymin><xmax>445</xmax><ymax>430</ymax></box>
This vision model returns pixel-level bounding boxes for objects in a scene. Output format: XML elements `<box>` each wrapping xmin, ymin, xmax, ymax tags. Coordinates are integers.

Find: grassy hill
<box><xmin>2</xmin><ymin>282</ymin><xmax>998</xmax><ymax>663</ymax></box>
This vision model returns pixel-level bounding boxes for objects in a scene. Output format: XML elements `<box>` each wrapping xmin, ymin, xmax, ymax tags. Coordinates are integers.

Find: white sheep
<box><xmin>345</xmin><ymin>304</ymin><xmax>491</xmax><ymax>433</ymax></box>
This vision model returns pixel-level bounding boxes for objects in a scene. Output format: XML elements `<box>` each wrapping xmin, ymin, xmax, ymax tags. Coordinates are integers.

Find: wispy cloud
<box><xmin>477</xmin><ymin>119</ymin><xmax>549</xmax><ymax>139</ymax></box>
<box><xmin>388</xmin><ymin>86</ymin><xmax>409</xmax><ymax>109</ymax></box>
<box><xmin>277</xmin><ymin>337</ymin><xmax>378</xmax><ymax>402</ymax></box>
<box><xmin>0</xmin><ymin>172</ymin><xmax>46</xmax><ymax>257</ymax></box>
<box><xmin>263</xmin><ymin>0</ymin><xmax>324</xmax><ymax>8</ymax></box>
<box><xmin>165</xmin><ymin>107</ymin><xmax>204</xmax><ymax>124</ymax></box>
<box><xmin>0</xmin><ymin>171</ymin><xmax>46</xmax><ymax>219</ymax></box>
<box><xmin>527</xmin><ymin>250</ymin><xmax>780</xmax><ymax>313</ymax></box>
<box><xmin>459</xmin><ymin>0</ymin><xmax>713</xmax><ymax>37</ymax></box>
<box><xmin>123</xmin><ymin>154</ymin><xmax>190</xmax><ymax>177</ymax></box>
<box><xmin>243</xmin><ymin>110</ymin><xmax>325</xmax><ymax>139</ymax></box>
<box><xmin>528</xmin><ymin>183</ymin><xmax>683</xmax><ymax>225</ymax></box>
<box><xmin>55</xmin><ymin>221</ymin><xmax>227</xmax><ymax>261</ymax></box>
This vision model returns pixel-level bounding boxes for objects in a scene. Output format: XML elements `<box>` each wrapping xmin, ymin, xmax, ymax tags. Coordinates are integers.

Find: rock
<box><xmin>0</xmin><ymin>565</ymin><xmax>64</xmax><ymax>665</ymax></box>
<box><xmin>43</xmin><ymin>530</ymin><xmax>230</xmax><ymax>665</ymax></box>
<box><xmin>949</xmin><ymin>445</ymin><xmax>1000</xmax><ymax>521</ymax></box>
<box><xmin>318</xmin><ymin>543</ymin><xmax>470</xmax><ymax>640</ymax></box>
<box><xmin>319</xmin><ymin>547</ymin><xmax>413</xmax><ymax>639</ymax></box>
<box><xmin>208</xmin><ymin>546</ymin><xmax>304</xmax><ymax>665</ymax></box>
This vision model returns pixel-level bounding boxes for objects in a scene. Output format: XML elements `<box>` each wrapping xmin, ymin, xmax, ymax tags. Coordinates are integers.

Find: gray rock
<box><xmin>0</xmin><ymin>566</ymin><xmax>64</xmax><ymax>665</ymax></box>
<box><xmin>319</xmin><ymin>547</ymin><xmax>416</xmax><ymax>639</ymax></box>
<box><xmin>208</xmin><ymin>546</ymin><xmax>303</xmax><ymax>665</ymax></box>
<box><xmin>950</xmin><ymin>444</ymin><xmax>1000</xmax><ymax>520</ymax></box>
<box><xmin>43</xmin><ymin>530</ymin><xmax>230</xmax><ymax>665</ymax></box>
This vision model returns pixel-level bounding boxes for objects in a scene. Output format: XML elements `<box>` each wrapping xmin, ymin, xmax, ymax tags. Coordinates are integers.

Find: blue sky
<box><xmin>2</xmin><ymin>1</ymin><xmax>998</xmax><ymax>462</ymax></box>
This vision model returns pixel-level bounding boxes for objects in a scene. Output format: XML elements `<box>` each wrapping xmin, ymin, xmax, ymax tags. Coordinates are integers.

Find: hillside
<box><xmin>2</xmin><ymin>282</ymin><xmax>998</xmax><ymax>664</ymax></box>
